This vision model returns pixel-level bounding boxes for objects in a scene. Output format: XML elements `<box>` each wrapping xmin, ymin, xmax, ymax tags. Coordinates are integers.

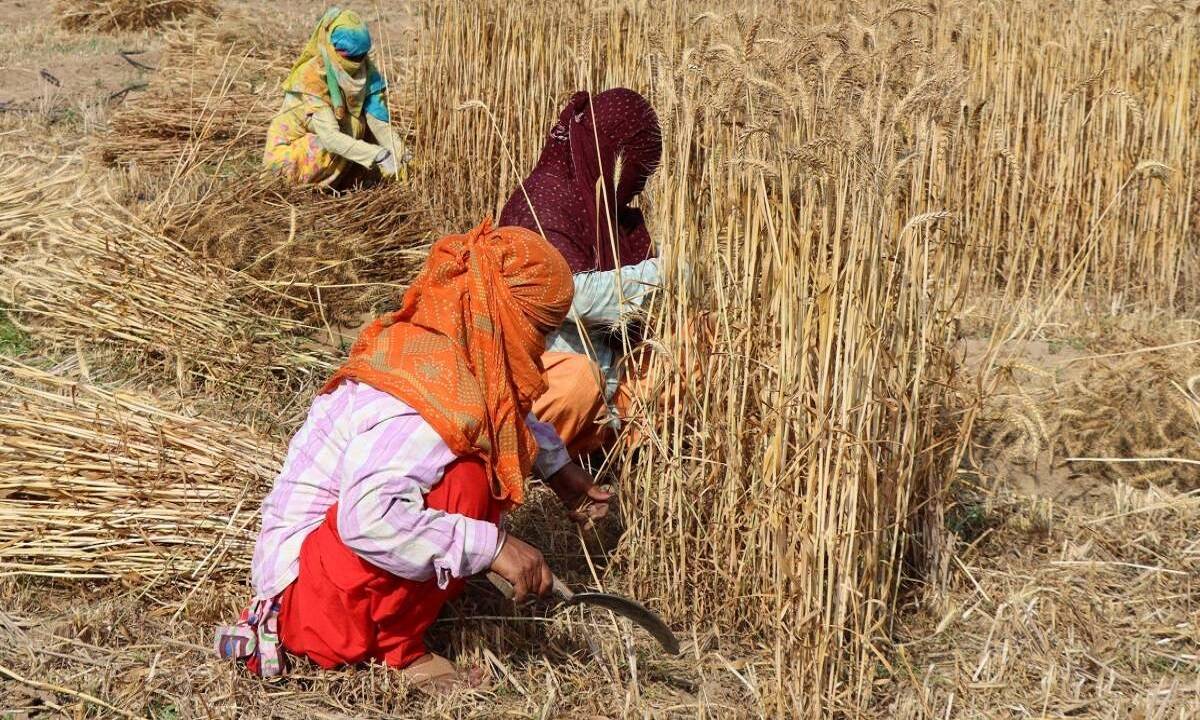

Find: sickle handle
<box><xmin>551</xmin><ymin>574</ymin><xmax>574</xmax><ymax>601</ymax></box>
<box><xmin>486</xmin><ymin>571</ymin><xmax>515</xmax><ymax>600</ymax></box>
<box><xmin>486</xmin><ymin>571</ymin><xmax>574</xmax><ymax>602</ymax></box>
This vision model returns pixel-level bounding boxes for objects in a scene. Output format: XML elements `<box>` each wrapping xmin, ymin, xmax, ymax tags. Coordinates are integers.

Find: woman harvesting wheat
<box><xmin>263</xmin><ymin>7</ymin><xmax>408</xmax><ymax>186</ymax></box>
<box><xmin>500</xmin><ymin>88</ymin><xmax>669</xmax><ymax>456</ymax></box>
<box><xmin>216</xmin><ymin>220</ymin><xmax>611</xmax><ymax>690</ymax></box>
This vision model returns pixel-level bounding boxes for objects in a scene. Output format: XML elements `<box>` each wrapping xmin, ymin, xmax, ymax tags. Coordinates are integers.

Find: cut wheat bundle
<box><xmin>0</xmin><ymin>160</ymin><xmax>84</xmax><ymax>236</ymax></box>
<box><xmin>56</xmin><ymin>0</ymin><xmax>218</xmax><ymax>32</ymax></box>
<box><xmin>0</xmin><ymin>163</ymin><xmax>337</xmax><ymax>401</ymax></box>
<box><xmin>93</xmin><ymin>25</ymin><xmax>291</xmax><ymax>172</ymax></box>
<box><xmin>0</xmin><ymin>360</ymin><xmax>281</xmax><ymax>581</ymax></box>
<box><xmin>154</xmin><ymin>175</ymin><xmax>432</xmax><ymax>326</ymax></box>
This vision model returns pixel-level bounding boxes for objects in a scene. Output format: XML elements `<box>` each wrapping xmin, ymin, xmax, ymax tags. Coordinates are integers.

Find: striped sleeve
<box><xmin>335</xmin><ymin>412</ymin><xmax>500</xmax><ymax>588</ymax></box>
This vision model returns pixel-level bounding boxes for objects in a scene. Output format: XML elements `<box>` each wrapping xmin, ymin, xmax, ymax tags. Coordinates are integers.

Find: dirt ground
<box><xmin>1</xmin><ymin>1</ymin><xmax>1198</xmax><ymax>718</ymax></box>
<box><xmin>0</xmin><ymin>2</ymin><xmax>149</xmax><ymax>144</ymax></box>
<box><xmin>0</xmin><ymin>0</ymin><xmax>414</xmax><ymax>129</ymax></box>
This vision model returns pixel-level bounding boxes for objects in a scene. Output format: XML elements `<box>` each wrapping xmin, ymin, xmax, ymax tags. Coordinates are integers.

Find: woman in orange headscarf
<box><xmin>217</xmin><ymin>220</ymin><xmax>611</xmax><ymax>690</ymax></box>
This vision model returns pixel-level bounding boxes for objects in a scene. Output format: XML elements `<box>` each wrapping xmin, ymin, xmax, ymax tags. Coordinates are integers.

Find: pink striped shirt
<box><xmin>250</xmin><ymin>380</ymin><xmax>570</xmax><ymax>599</ymax></box>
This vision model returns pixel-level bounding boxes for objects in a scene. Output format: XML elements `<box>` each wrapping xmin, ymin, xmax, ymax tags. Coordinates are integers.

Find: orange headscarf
<box><xmin>323</xmin><ymin>219</ymin><xmax>574</xmax><ymax>505</ymax></box>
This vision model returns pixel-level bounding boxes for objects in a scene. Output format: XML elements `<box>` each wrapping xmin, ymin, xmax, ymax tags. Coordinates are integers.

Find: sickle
<box><xmin>486</xmin><ymin>571</ymin><xmax>680</xmax><ymax>655</ymax></box>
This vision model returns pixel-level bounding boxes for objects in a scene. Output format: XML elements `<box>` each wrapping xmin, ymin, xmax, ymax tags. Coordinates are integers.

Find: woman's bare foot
<box><xmin>401</xmin><ymin>653</ymin><xmax>488</xmax><ymax>695</ymax></box>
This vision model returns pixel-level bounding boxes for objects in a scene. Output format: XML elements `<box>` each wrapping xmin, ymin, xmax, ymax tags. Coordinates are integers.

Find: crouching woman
<box><xmin>500</xmin><ymin>88</ymin><xmax>666</xmax><ymax>455</ymax></box>
<box><xmin>216</xmin><ymin>220</ymin><xmax>611</xmax><ymax>689</ymax></box>
<box><xmin>263</xmin><ymin>7</ymin><xmax>406</xmax><ymax>186</ymax></box>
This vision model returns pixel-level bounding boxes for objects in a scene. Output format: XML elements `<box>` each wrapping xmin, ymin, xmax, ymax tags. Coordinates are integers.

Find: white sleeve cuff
<box><xmin>527</xmin><ymin>414</ymin><xmax>571</xmax><ymax>479</ymax></box>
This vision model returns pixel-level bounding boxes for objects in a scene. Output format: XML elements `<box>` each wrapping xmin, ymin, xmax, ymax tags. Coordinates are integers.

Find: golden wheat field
<box><xmin>0</xmin><ymin>0</ymin><xmax>1197</xmax><ymax>717</ymax></box>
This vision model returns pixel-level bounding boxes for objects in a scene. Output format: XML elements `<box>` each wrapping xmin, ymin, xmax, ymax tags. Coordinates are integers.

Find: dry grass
<box><xmin>0</xmin><ymin>0</ymin><xmax>1196</xmax><ymax>716</ymax></box>
<box><xmin>969</xmin><ymin>314</ymin><xmax>1200</xmax><ymax>494</ymax></box>
<box><xmin>56</xmin><ymin>0</ymin><xmax>218</xmax><ymax>32</ymax></box>
<box><xmin>0</xmin><ymin>160</ymin><xmax>336</xmax><ymax>409</ymax></box>
<box><xmin>898</xmin><ymin>312</ymin><xmax>1200</xmax><ymax>716</ymax></box>
<box><xmin>0</xmin><ymin>360</ymin><xmax>280</xmax><ymax>581</ymax></box>
<box><xmin>153</xmin><ymin>175</ymin><xmax>432</xmax><ymax>327</ymax></box>
<box><xmin>1059</xmin><ymin>351</ymin><xmax>1200</xmax><ymax>488</ymax></box>
<box><xmin>0</xmin><ymin>568</ymin><xmax>747</xmax><ymax>718</ymax></box>
<box><xmin>93</xmin><ymin>23</ymin><xmax>292</xmax><ymax>172</ymax></box>
<box><xmin>885</xmin><ymin>481</ymin><xmax>1200</xmax><ymax>718</ymax></box>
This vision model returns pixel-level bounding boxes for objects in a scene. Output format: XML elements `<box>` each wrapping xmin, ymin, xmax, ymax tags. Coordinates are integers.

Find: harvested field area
<box><xmin>0</xmin><ymin>0</ymin><xmax>1197</xmax><ymax>718</ymax></box>
<box><xmin>91</xmin><ymin>24</ymin><xmax>290</xmax><ymax>171</ymax></box>
<box><xmin>888</xmin><ymin>481</ymin><xmax>1200</xmax><ymax>717</ymax></box>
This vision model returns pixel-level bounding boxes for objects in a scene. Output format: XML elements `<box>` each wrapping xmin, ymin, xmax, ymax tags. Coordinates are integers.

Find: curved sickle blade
<box><xmin>563</xmin><ymin>592</ymin><xmax>680</xmax><ymax>655</ymax></box>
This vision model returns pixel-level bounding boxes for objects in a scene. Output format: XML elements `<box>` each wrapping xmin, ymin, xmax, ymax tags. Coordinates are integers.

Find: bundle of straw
<box><xmin>0</xmin><ymin>360</ymin><xmax>280</xmax><ymax>580</ymax></box>
<box><xmin>0</xmin><ymin>161</ymin><xmax>336</xmax><ymax>400</ymax></box>
<box><xmin>94</xmin><ymin>26</ymin><xmax>289</xmax><ymax>171</ymax></box>
<box><xmin>56</xmin><ymin>0</ymin><xmax>218</xmax><ymax>32</ymax></box>
<box><xmin>156</xmin><ymin>176</ymin><xmax>432</xmax><ymax>326</ymax></box>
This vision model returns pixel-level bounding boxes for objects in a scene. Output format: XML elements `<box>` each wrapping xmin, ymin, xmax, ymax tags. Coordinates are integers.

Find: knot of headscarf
<box><xmin>282</xmin><ymin>7</ymin><xmax>388</xmax><ymax>122</ymax></box>
<box><xmin>323</xmin><ymin>219</ymin><xmax>574</xmax><ymax>505</ymax></box>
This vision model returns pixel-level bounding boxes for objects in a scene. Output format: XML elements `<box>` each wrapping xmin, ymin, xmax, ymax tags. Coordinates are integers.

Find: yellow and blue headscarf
<box><xmin>282</xmin><ymin>7</ymin><xmax>389</xmax><ymax>122</ymax></box>
<box><xmin>330</xmin><ymin>24</ymin><xmax>371</xmax><ymax>58</ymax></box>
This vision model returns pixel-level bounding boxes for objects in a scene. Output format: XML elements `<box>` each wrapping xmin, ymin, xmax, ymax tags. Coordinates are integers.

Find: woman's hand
<box><xmin>546</xmin><ymin>461</ymin><xmax>612</xmax><ymax>526</ymax></box>
<box><xmin>489</xmin><ymin>534</ymin><xmax>552</xmax><ymax>603</ymax></box>
<box><xmin>375</xmin><ymin>148</ymin><xmax>398</xmax><ymax>176</ymax></box>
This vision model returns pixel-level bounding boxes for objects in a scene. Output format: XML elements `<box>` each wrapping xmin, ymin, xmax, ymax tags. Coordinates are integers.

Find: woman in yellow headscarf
<box><xmin>264</xmin><ymin>7</ymin><xmax>408</xmax><ymax>186</ymax></box>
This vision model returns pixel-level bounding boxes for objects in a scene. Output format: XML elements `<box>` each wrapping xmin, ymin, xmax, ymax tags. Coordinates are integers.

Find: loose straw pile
<box><xmin>0</xmin><ymin>161</ymin><xmax>336</xmax><ymax>397</ymax></box>
<box><xmin>0</xmin><ymin>360</ymin><xmax>281</xmax><ymax>580</ymax></box>
<box><xmin>56</xmin><ymin>0</ymin><xmax>218</xmax><ymax>32</ymax></box>
<box><xmin>1059</xmin><ymin>353</ymin><xmax>1200</xmax><ymax>487</ymax></box>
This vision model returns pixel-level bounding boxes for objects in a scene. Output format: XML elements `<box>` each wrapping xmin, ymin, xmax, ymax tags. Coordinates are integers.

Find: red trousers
<box><xmin>278</xmin><ymin>457</ymin><xmax>500</xmax><ymax>669</ymax></box>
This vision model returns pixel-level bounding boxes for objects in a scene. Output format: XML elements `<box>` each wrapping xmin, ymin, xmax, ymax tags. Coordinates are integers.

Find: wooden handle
<box><xmin>551</xmin><ymin>575</ymin><xmax>573</xmax><ymax>601</ymax></box>
<box><xmin>486</xmin><ymin>571</ymin><xmax>515</xmax><ymax>600</ymax></box>
<box><xmin>486</xmin><ymin>571</ymin><xmax>574</xmax><ymax>602</ymax></box>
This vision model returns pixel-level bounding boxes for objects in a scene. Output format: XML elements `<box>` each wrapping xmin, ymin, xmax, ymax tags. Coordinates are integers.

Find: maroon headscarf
<box><xmin>499</xmin><ymin>88</ymin><xmax>662</xmax><ymax>273</ymax></box>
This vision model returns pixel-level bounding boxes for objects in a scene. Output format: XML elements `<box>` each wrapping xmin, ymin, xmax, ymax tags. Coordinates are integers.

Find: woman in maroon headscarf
<box><xmin>499</xmin><ymin>88</ymin><xmax>664</xmax><ymax>459</ymax></box>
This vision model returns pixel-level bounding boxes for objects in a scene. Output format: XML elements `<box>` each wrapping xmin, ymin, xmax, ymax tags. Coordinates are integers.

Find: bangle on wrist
<box><xmin>491</xmin><ymin>529</ymin><xmax>507</xmax><ymax>563</ymax></box>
